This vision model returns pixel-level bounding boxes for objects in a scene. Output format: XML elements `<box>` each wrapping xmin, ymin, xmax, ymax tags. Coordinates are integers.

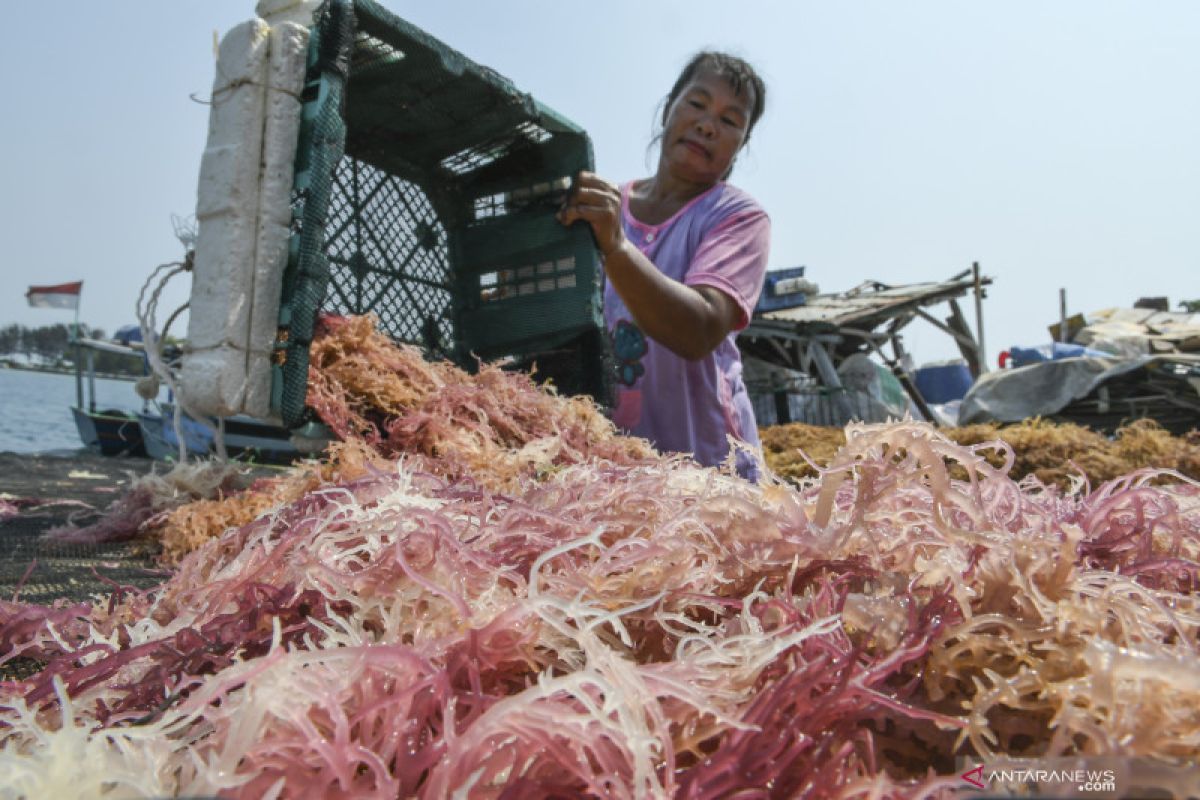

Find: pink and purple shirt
<box><xmin>605</xmin><ymin>180</ymin><xmax>771</xmax><ymax>478</ymax></box>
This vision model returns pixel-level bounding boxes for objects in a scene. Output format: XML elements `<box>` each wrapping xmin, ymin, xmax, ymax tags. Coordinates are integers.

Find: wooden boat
<box><xmin>70</xmin><ymin>337</ymin><xmax>147</xmax><ymax>457</ymax></box>
<box><xmin>70</xmin><ymin>335</ymin><xmax>301</xmax><ymax>463</ymax></box>
<box><xmin>138</xmin><ymin>403</ymin><xmax>300</xmax><ymax>464</ymax></box>
<box><xmin>71</xmin><ymin>406</ymin><xmax>146</xmax><ymax>457</ymax></box>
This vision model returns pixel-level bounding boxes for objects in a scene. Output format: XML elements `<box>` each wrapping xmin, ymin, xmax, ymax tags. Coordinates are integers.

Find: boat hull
<box><xmin>71</xmin><ymin>407</ymin><xmax>147</xmax><ymax>457</ymax></box>
<box><xmin>137</xmin><ymin>405</ymin><xmax>301</xmax><ymax>464</ymax></box>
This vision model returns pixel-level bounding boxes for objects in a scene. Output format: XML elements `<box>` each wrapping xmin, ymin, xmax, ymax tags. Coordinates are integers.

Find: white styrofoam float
<box><xmin>181</xmin><ymin>19</ymin><xmax>269</xmax><ymax>419</ymax></box>
<box><xmin>181</xmin><ymin>12</ymin><xmax>310</xmax><ymax>421</ymax></box>
<box><xmin>257</xmin><ymin>0</ymin><xmax>322</xmax><ymax>28</ymax></box>
<box><xmin>245</xmin><ymin>21</ymin><xmax>309</xmax><ymax>419</ymax></box>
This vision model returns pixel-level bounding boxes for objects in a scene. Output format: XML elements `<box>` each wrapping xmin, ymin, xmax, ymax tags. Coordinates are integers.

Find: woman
<box><xmin>558</xmin><ymin>51</ymin><xmax>770</xmax><ymax>479</ymax></box>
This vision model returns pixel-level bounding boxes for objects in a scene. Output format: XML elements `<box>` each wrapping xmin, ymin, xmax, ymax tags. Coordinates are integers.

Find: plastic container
<box><xmin>1006</xmin><ymin>342</ymin><xmax>1110</xmax><ymax>368</ymax></box>
<box><xmin>914</xmin><ymin>361</ymin><xmax>973</xmax><ymax>404</ymax></box>
<box><xmin>272</xmin><ymin>0</ymin><xmax>607</xmax><ymax>428</ymax></box>
<box><xmin>755</xmin><ymin>266</ymin><xmax>813</xmax><ymax>313</ymax></box>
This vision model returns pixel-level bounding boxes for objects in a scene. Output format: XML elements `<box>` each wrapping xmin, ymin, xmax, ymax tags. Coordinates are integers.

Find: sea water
<box><xmin>0</xmin><ymin>368</ymin><xmax>152</xmax><ymax>454</ymax></box>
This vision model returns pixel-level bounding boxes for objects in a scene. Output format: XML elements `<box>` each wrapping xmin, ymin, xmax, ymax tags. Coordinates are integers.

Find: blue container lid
<box><xmin>914</xmin><ymin>362</ymin><xmax>973</xmax><ymax>404</ymax></box>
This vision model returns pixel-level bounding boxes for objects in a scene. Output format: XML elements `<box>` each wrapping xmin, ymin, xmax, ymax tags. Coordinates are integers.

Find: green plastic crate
<box><xmin>272</xmin><ymin>0</ymin><xmax>610</xmax><ymax>428</ymax></box>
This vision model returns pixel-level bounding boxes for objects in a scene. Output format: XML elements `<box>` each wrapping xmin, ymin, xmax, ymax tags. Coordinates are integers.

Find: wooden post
<box><xmin>890</xmin><ymin>334</ymin><xmax>938</xmax><ymax>425</ymax></box>
<box><xmin>945</xmin><ymin>300</ymin><xmax>982</xmax><ymax>378</ymax></box>
<box><xmin>72</xmin><ymin>304</ymin><xmax>83</xmax><ymax>410</ymax></box>
<box><xmin>1059</xmin><ymin>288</ymin><xmax>1068</xmax><ymax>343</ymax></box>
<box><xmin>86</xmin><ymin>348</ymin><xmax>97</xmax><ymax>413</ymax></box>
<box><xmin>972</xmin><ymin>262</ymin><xmax>987</xmax><ymax>372</ymax></box>
<box><xmin>74</xmin><ymin>341</ymin><xmax>84</xmax><ymax>410</ymax></box>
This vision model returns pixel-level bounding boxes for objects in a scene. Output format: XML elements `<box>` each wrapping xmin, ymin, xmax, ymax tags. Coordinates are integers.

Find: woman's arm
<box><xmin>602</xmin><ymin>240</ymin><xmax>740</xmax><ymax>360</ymax></box>
<box><xmin>558</xmin><ymin>173</ymin><xmax>740</xmax><ymax>361</ymax></box>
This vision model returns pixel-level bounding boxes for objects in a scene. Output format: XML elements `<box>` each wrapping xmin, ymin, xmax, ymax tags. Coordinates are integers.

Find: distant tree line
<box><xmin>0</xmin><ymin>323</ymin><xmax>146</xmax><ymax>376</ymax></box>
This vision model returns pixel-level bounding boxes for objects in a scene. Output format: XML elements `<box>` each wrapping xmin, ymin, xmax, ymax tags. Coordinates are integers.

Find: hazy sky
<box><xmin>2</xmin><ymin>1</ymin><xmax>1196</xmax><ymax>368</ymax></box>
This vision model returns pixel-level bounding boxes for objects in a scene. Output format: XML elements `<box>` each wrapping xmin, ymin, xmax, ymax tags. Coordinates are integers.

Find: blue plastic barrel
<box><xmin>914</xmin><ymin>362</ymin><xmax>973</xmax><ymax>404</ymax></box>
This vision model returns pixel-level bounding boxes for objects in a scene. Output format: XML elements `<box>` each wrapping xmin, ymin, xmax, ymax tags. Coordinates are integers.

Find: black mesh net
<box><xmin>0</xmin><ymin>511</ymin><xmax>165</xmax><ymax>681</ymax></box>
<box><xmin>321</xmin><ymin>156</ymin><xmax>454</xmax><ymax>350</ymax></box>
<box><xmin>0</xmin><ymin>513</ymin><xmax>163</xmax><ymax>606</ymax></box>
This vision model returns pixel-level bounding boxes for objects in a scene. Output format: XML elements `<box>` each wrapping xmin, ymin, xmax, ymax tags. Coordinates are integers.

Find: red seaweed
<box><xmin>3</xmin><ymin>318</ymin><xmax>1199</xmax><ymax>799</ymax></box>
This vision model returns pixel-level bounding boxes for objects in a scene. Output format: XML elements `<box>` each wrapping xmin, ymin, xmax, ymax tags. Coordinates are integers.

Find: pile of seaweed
<box><xmin>4</xmin><ymin>315</ymin><xmax>1199</xmax><ymax>798</ymax></box>
<box><xmin>762</xmin><ymin>418</ymin><xmax>1200</xmax><ymax>489</ymax></box>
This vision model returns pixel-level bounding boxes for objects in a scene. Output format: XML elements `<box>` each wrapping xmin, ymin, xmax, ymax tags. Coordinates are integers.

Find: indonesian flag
<box><xmin>26</xmin><ymin>281</ymin><xmax>83</xmax><ymax>310</ymax></box>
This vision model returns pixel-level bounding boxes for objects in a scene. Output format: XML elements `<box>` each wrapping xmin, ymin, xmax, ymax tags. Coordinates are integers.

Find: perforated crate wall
<box><xmin>273</xmin><ymin>0</ymin><xmax>608</xmax><ymax>427</ymax></box>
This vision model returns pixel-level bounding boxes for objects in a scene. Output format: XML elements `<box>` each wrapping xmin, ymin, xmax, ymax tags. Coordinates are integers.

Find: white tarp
<box><xmin>957</xmin><ymin>356</ymin><xmax>1154</xmax><ymax>425</ymax></box>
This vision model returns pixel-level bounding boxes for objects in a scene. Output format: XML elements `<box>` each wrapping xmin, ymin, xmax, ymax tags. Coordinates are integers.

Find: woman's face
<box><xmin>660</xmin><ymin>68</ymin><xmax>755</xmax><ymax>185</ymax></box>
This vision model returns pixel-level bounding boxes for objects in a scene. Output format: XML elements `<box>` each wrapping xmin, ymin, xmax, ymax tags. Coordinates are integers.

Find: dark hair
<box><xmin>662</xmin><ymin>51</ymin><xmax>767</xmax><ymax>143</ymax></box>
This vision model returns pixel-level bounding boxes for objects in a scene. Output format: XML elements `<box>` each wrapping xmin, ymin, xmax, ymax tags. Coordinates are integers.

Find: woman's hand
<box><xmin>557</xmin><ymin>171</ymin><xmax>741</xmax><ymax>361</ymax></box>
<box><xmin>557</xmin><ymin>171</ymin><xmax>625</xmax><ymax>257</ymax></box>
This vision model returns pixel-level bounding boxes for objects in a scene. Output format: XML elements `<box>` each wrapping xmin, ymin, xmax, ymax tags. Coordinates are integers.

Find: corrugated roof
<box><xmin>751</xmin><ymin>276</ymin><xmax>989</xmax><ymax>332</ymax></box>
